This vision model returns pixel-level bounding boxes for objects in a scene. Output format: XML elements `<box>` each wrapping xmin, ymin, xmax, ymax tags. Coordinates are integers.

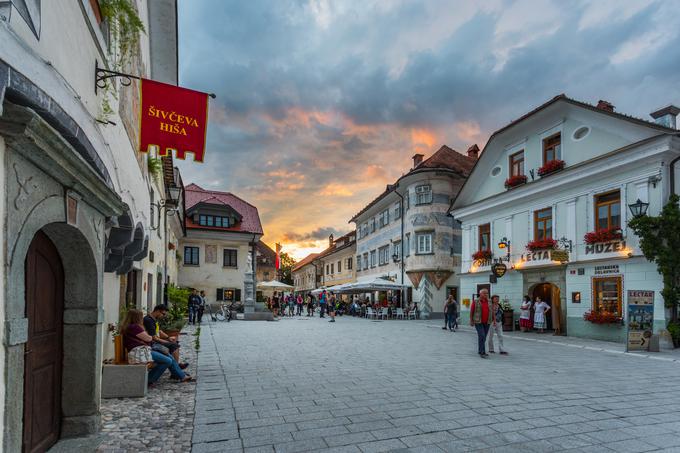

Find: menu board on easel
<box><xmin>626</xmin><ymin>290</ymin><xmax>654</xmax><ymax>352</ymax></box>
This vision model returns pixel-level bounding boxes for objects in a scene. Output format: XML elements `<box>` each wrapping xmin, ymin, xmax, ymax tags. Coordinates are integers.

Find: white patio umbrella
<box><xmin>257</xmin><ymin>280</ymin><xmax>294</xmax><ymax>290</ymax></box>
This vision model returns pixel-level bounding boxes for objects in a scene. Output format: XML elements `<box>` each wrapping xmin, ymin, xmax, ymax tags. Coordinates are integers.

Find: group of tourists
<box><xmin>187</xmin><ymin>289</ymin><xmax>207</xmax><ymax>325</ymax></box>
<box><xmin>469</xmin><ymin>289</ymin><xmax>509</xmax><ymax>357</ymax></box>
<box><xmin>119</xmin><ymin>305</ymin><xmax>194</xmax><ymax>386</ymax></box>
<box><xmin>519</xmin><ymin>295</ymin><xmax>552</xmax><ymax>333</ymax></box>
<box><xmin>267</xmin><ymin>291</ymin><xmax>317</xmax><ymax>318</ymax></box>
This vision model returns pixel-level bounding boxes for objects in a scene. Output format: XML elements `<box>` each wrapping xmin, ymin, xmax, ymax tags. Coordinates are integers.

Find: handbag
<box><xmin>152</xmin><ymin>342</ymin><xmax>170</xmax><ymax>356</ymax></box>
<box><xmin>128</xmin><ymin>345</ymin><xmax>153</xmax><ymax>364</ymax></box>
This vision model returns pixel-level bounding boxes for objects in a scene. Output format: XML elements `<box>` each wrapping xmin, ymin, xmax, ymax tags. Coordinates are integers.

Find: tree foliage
<box><xmin>278</xmin><ymin>252</ymin><xmax>296</xmax><ymax>285</ymax></box>
<box><xmin>628</xmin><ymin>194</ymin><xmax>680</xmax><ymax>326</ymax></box>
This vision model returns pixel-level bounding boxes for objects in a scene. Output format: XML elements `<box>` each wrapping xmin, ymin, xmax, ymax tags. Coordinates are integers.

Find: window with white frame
<box><xmin>394</xmin><ymin>202</ymin><xmax>401</xmax><ymax>219</ymax></box>
<box><xmin>337</xmin><ymin>260</ymin><xmax>341</xmax><ymax>273</ymax></box>
<box><xmin>378</xmin><ymin>245</ymin><xmax>389</xmax><ymax>265</ymax></box>
<box><xmin>370</xmin><ymin>250</ymin><xmax>377</xmax><ymax>267</ymax></box>
<box><xmin>347</xmin><ymin>257</ymin><xmax>353</xmax><ymax>270</ymax></box>
<box><xmin>415</xmin><ymin>185</ymin><xmax>432</xmax><ymax>205</ymax></box>
<box><xmin>363</xmin><ymin>253</ymin><xmax>369</xmax><ymax>270</ymax></box>
<box><xmin>361</xmin><ymin>223</ymin><xmax>368</xmax><ymax>238</ymax></box>
<box><xmin>393</xmin><ymin>241</ymin><xmax>401</xmax><ymax>261</ymax></box>
<box><xmin>356</xmin><ymin>255</ymin><xmax>361</xmax><ymax>271</ymax></box>
<box><xmin>405</xmin><ymin>233</ymin><xmax>411</xmax><ymax>256</ymax></box>
<box><xmin>416</xmin><ymin>232</ymin><xmax>433</xmax><ymax>254</ymax></box>
<box><xmin>369</xmin><ymin>218</ymin><xmax>376</xmax><ymax>233</ymax></box>
<box><xmin>379</xmin><ymin>209</ymin><xmax>389</xmax><ymax>228</ymax></box>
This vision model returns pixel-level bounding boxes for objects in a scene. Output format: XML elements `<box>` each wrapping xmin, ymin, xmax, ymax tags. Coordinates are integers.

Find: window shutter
<box><xmin>216</xmin><ymin>288</ymin><xmax>223</xmax><ymax>301</ymax></box>
<box><xmin>235</xmin><ymin>289</ymin><xmax>242</xmax><ymax>301</ymax></box>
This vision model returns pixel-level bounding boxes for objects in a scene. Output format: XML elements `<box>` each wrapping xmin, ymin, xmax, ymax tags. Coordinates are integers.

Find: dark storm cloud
<box><xmin>282</xmin><ymin>227</ymin><xmax>347</xmax><ymax>242</ymax></box>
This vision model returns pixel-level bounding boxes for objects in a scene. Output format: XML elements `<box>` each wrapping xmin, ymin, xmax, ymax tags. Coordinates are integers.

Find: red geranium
<box><xmin>538</xmin><ymin>159</ymin><xmax>565</xmax><ymax>176</ymax></box>
<box><xmin>504</xmin><ymin>174</ymin><xmax>528</xmax><ymax>189</ymax></box>
<box><xmin>583</xmin><ymin>310</ymin><xmax>623</xmax><ymax>325</ymax></box>
<box><xmin>472</xmin><ymin>250</ymin><xmax>493</xmax><ymax>261</ymax></box>
<box><xmin>584</xmin><ymin>227</ymin><xmax>623</xmax><ymax>245</ymax></box>
<box><xmin>526</xmin><ymin>238</ymin><xmax>557</xmax><ymax>251</ymax></box>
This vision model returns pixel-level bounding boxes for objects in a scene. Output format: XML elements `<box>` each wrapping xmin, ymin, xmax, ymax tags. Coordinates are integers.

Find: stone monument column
<box><xmin>244</xmin><ymin>252</ymin><xmax>255</xmax><ymax>313</ymax></box>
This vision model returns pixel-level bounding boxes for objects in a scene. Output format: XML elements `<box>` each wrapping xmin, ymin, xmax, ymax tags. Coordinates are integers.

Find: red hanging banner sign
<box><xmin>139</xmin><ymin>78</ymin><xmax>209</xmax><ymax>162</ymax></box>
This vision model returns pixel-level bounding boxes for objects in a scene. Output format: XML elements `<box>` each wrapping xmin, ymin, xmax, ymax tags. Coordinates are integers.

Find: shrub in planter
<box><xmin>504</xmin><ymin>174</ymin><xmax>528</xmax><ymax>189</ymax></box>
<box><xmin>472</xmin><ymin>250</ymin><xmax>493</xmax><ymax>261</ymax></box>
<box><xmin>537</xmin><ymin>159</ymin><xmax>565</xmax><ymax>176</ymax></box>
<box><xmin>583</xmin><ymin>310</ymin><xmax>623</xmax><ymax>325</ymax></box>
<box><xmin>584</xmin><ymin>227</ymin><xmax>623</xmax><ymax>244</ymax></box>
<box><xmin>667</xmin><ymin>321</ymin><xmax>680</xmax><ymax>348</ymax></box>
<box><xmin>526</xmin><ymin>238</ymin><xmax>557</xmax><ymax>251</ymax></box>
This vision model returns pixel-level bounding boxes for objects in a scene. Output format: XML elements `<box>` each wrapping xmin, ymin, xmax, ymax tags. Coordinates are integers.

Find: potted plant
<box><xmin>667</xmin><ymin>321</ymin><xmax>680</xmax><ymax>348</ymax></box>
<box><xmin>472</xmin><ymin>250</ymin><xmax>493</xmax><ymax>262</ymax></box>
<box><xmin>500</xmin><ymin>299</ymin><xmax>514</xmax><ymax>331</ymax></box>
<box><xmin>504</xmin><ymin>174</ymin><xmax>528</xmax><ymax>189</ymax></box>
<box><xmin>526</xmin><ymin>238</ymin><xmax>558</xmax><ymax>251</ymax></box>
<box><xmin>537</xmin><ymin>159</ymin><xmax>565</xmax><ymax>177</ymax></box>
<box><xmin>583</xmin><ymin>310</ymin><xmax>623</xmax><ymax>325</ymax></box>
<box><xmin>584</xmin><ymin>227</ymin><xmax>623</xmax><ymax>245</ymax></box>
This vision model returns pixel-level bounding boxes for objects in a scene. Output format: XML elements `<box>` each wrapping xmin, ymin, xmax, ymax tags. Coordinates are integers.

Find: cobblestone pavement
<box><xmin>192</xmin><ymin>316</ymin><xmax>680</xmax><ymax>453</ymax></box>
<box><xmin>95</xmin><ymin>325</ymin><xmax>200</xmax><ymax>453</ymax></box>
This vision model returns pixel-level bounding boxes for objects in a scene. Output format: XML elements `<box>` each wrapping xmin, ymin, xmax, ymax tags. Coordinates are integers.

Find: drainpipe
<box><xmin>670</xmin><ymin>155</ymin><xmax>680</xmax><ymax>199</ymax></box>
<box><xmin>389</xmin><ymin>184</ymin><xmax>406</xmax><ymax>306</ymax></box>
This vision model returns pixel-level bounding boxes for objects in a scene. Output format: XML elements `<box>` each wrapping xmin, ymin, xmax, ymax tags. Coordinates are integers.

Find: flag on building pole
<box><xmin>275</xmin><ymin>243</ymin><xmax>282</xmax><ymax>270</ymax></box>
<box><xmin>139</xmin><ymin>78</ymin><xmax>210</xmax><ymax>162</ymax></box>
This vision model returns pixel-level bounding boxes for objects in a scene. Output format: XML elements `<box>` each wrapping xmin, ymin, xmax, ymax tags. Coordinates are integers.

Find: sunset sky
<box><xmin>176</xmin><ymin>0</ymin><xmax>680</xmax><ymax>261</ymax></box>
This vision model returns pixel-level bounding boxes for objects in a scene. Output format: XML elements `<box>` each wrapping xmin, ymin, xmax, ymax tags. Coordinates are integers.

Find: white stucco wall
<box><xmin>0</xmin><ymin>135</ymin><xmax>6</xmax><ymax>447</ymax></box>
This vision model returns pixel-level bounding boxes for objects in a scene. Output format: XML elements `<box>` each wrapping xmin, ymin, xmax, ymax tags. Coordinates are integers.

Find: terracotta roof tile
<box><xmin>184</xmin><ymin>183</ymin><xmax>263</xmax><ymax>234</ymax></box>
<box><xmin>292</xmin><ymin>253</ymin><xmax>319</xmax><ymax>272</ymax></box>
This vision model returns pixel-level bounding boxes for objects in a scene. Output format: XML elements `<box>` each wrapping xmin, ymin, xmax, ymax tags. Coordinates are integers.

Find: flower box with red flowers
<box><xmin>526</xmin><ymin>238</ymin><xmax>557</xmax><ymax>252</ymax></box>
<box><xmin>583</xmin><ymin>227</ymin><xmax>623</xmax><ymax>245</ymax></box>
<box><xmin>583</xmin><ymin>310</ymin><xmax>623</xmax><ymax>325</ymax></box>
<box><xmin>472</xmin><ymin>250</ymin><xmax>493</xmax><ymax>261</ymax></box>
<box><xmin>537</xmin><ymin>159</ymin><xmax>565</xmax><ymax>177</ymax></box>
<box><xmin>504</xmin><ymin>174</ymin><xmax>528</xmax><ymax>189</ymax></box>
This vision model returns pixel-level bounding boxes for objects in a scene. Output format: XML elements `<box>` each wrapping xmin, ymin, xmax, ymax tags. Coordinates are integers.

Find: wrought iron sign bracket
<box><xmin>95</xmin><ymin>61</ymin><xmax>140</xmax><ymax>95</ymax></box>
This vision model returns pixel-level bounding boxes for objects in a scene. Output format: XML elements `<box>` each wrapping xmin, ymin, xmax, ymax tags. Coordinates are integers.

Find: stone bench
<box><xmin>101</xmin><ymin>363</ymin><xmax>148</xmax><ymax>398</ymax></box>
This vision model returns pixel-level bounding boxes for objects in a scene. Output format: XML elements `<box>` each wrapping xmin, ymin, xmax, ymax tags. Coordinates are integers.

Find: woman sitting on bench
<box><xmin>121</xmin><ymin>309</ymin><xmax>193</xmax><ymax>385</ymax></box>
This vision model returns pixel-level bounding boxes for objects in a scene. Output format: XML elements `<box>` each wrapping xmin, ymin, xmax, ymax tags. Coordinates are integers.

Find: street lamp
<box><xmin>497</xmin><ymin>237</ymin><xmax>511</xmax><ymax>262</ymax></box>
<box><xmin>628</xmin><ymin>199</ymin><xmax>649</xmax><ymax>218</ymax></box>
<box><xmin>151</xmin><ymin>191</ymin><xmax>180</xmax><ymax>304</ymax></box>
<box><xmin>392</xmin><ymin>252</ymin><xmax>400</xmax><ymax>263</ymax></box>
<box><xmin>168</xmin><ymin>185</ymin><xmax>181</xmax><ymax>203</ymax></box>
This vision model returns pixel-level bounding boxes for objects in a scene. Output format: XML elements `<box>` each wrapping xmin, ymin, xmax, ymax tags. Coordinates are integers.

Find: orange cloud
<box><xmin>411</xmin><ymin>128</ymin><xmax>437</xmax><ymax>152</ymax></box>
<box><xmin>319</xmin><ymin>183</ymin><xmax>353</xmax><ymax>197</ymax></box>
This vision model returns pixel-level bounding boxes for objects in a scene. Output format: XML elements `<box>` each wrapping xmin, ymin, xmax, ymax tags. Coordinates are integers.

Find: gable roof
<box><xmin>317</xmin><ymin>230</ymin><xmax>356</xmax><ymax>260</ymax></box>
<box><xmin>184</xmin><ymin>183</ymin><xmax>263</xmax><ymax>234</ymax></box>
<box><xmin>256</xmin><ymin>241</ymin><xmax>276</xmax><ymax>266</ymax></box>
<box><xmin>292</xmin><ymin>253</ymin><xmax>319</xmax><ymax>272</ymax></box>
<box><xmin>350</xmin><ymin>145</ymin><xmax>475</xmax><ymax>222</ymax></box>
<box><xmin>450</xmin><ymin>94</ymin><xmax>677</xmax><ymax>211</ymax></box>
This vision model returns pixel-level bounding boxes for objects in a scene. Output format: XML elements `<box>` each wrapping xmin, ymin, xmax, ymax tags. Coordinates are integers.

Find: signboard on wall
<box><xmin>594</xmin><ymin>265</ymin><xmax>620</xmax><ymax>275</ymax></box>
<box><xmin>626</xmin><ymin>290</ymin><xmax>654</xmax><ymax>352</ymax></box>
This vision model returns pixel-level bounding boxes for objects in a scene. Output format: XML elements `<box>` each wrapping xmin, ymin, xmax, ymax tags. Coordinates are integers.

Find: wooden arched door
<box><xmin>23</xmin><ymin>231</ymin><xmax>64</xmax><ymax>453</ymax></box>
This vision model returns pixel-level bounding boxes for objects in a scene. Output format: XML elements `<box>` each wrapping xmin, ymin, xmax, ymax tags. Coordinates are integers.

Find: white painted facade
<box><xmin>451</xmin><ymin>96</ymin><xmax>680</xmax><ymax>343</ymax></box>
<box><xmin>0</xmin><ymin>1</ymin><xmax>180</xmax><ymax>449</ymax></box>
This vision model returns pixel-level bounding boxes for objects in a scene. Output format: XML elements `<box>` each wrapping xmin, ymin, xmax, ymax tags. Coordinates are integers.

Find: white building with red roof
<box><xmin>179</xmin><ymin>183</ymin><xmax>264</xmax><ymax>306</ymax></box>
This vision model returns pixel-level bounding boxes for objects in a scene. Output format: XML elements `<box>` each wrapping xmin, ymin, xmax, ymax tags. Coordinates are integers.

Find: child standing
<box><xmin>533</xmin><ymin>297</ymin><xmax>550</xmax><ymax>333</ymax></box>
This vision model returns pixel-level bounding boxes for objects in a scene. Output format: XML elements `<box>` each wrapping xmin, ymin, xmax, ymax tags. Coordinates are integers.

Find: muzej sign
<box><xmin>626</xmin><ymin>290</ymin><xmax>654</xmax><ymax>352</ymax></box>
<box><xmin>139</xmin><ymin>79</ymin><xmax>210</xmax><ymax>162</ymax></box>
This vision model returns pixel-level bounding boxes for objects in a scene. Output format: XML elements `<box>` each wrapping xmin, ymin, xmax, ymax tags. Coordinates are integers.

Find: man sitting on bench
<box><xmin>144</xmin><ymin>305</ymin><xmax>189</xmax><ymax>370</ymax></box>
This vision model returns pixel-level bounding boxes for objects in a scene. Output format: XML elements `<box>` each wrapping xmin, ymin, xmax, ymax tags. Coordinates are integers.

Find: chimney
<box><xmin>596</xmin><ymin>100</ymin><xmax>615</xmax><ymax>112</ymax></box>
<box><xmin>329</xmin><ymin>234</ymin><xmax>334</xmax><ymax>248</ymax></box>
<box><xmin>650</xmin><ymin>105</ymin><xmax>680</xmax><ymax>130</ymax></box>
<box><xmin>412</xmin><ymin>153</ymin><xmax>424</xmax><ymax>168</ymax></box>
<box><xmin>467</xmin><ymin>144</ymin><xmax>480</xmax><ymax>159</ymax></box>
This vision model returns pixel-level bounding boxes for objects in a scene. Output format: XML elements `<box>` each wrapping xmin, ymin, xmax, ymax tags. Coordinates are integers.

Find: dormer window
<box><xmin>509</xmin><ymin>150</ymin><xmax>524</xmax><ymax>177</ymax></box>
<box><xmin>543</xmin><ymin>133</ymin><xmax>561</xmax><ymax>164</ymax></box>
<box><xmin>199</xmin><ymin>215</ymin><xmax>231</xmax><ymax>227</ymax></box>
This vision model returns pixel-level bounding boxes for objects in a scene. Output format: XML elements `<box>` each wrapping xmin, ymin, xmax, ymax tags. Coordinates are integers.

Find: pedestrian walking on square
<box><xmin>272</xmin><ymin>292</ymin><xmax>280</xmax><ymax>318</ymax></box>
<box><xmin>187</xmin><ymin>289</ymin><xmax>201</xmax><ymax>325</ymax></box>
<box><xmin>288</xmin><ymin>294</ymin><xmax>295</xmax><ymax>317</ymax></box>
<box><xmin>328</xmin><ymin>292</ymin><xmax>336</xmax><ymax>322</ymax></box>
<box><xmin>488</xmin><ymin>295</ymin><xmax>508</xmax><ymax>354</ymax></box>
<box><xmin>443</xmin><ymin>295</ymin><xmax>457</xmax><ymax>331</ymax></box>
<box><xmin>307</xmin><ymin>294</ymin><xmax>314</xmax><ymax>316</ymax></box>
<box><xmin>533</xmin><ymin>296</ymin><xmax>550</xmax><ymax>333</ymax></box>
<box><xmin>519</xmin><ymin>295</ymin><xmax>533</xmax><ymax>332</ymax></box>
<box><xmin>197</xmin><ymin>290</ymin><xmax>206</xmax><ymax>324</ymax></box>
<box><xmin>319</xmin><ymin>290</ymin><xmax>328</xmax><ymax>318</ymax></box>
<box><xmin>296</xmin><ymin>294</ymin><xmax>304</xmax><ymax>315</ymax></box>
<box><xmin>470</xmin><ymin>289</ymin><xmax>493</xmax><ymax>358</ymax></box>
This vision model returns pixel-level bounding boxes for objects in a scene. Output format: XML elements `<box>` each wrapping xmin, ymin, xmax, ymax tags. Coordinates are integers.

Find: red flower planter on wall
<box><xmin>504</xmin><ymin>174</ymin><xmax>528</xmax><ymax>189</ymax></box>
<box><xmin>472</xmin><ymin>250</ymin><xmax>493</xmax><ymax>261</ymax></box>
<box><xmin>538</xmin><ymin>159</ymin><xmax>565</xmax><ymax>177</ymax></box>
<box><xmin>583</xmin><ymin>310</ymin><xmax>623</xmax><ymax>325</ymax></box>
<box><xmin>584</xmin><ymin>227</ymin><xmax>623</xmax><ymax>244</ymax></box>
<box><xmin>526</xmin><ymin>238</ymin><xmax>557</xmax><ymax>251</ymax></box>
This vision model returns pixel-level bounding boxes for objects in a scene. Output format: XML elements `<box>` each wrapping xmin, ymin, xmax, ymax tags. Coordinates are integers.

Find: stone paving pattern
<box><xmin>96</xmin><ymin>325</ymin><xmax>199</xmax><ymax>452</ymax></box>
<box><xmin>193</xmin><ymin>316</ymin><xmax>680</xmax><ymax>453</ymax></box>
